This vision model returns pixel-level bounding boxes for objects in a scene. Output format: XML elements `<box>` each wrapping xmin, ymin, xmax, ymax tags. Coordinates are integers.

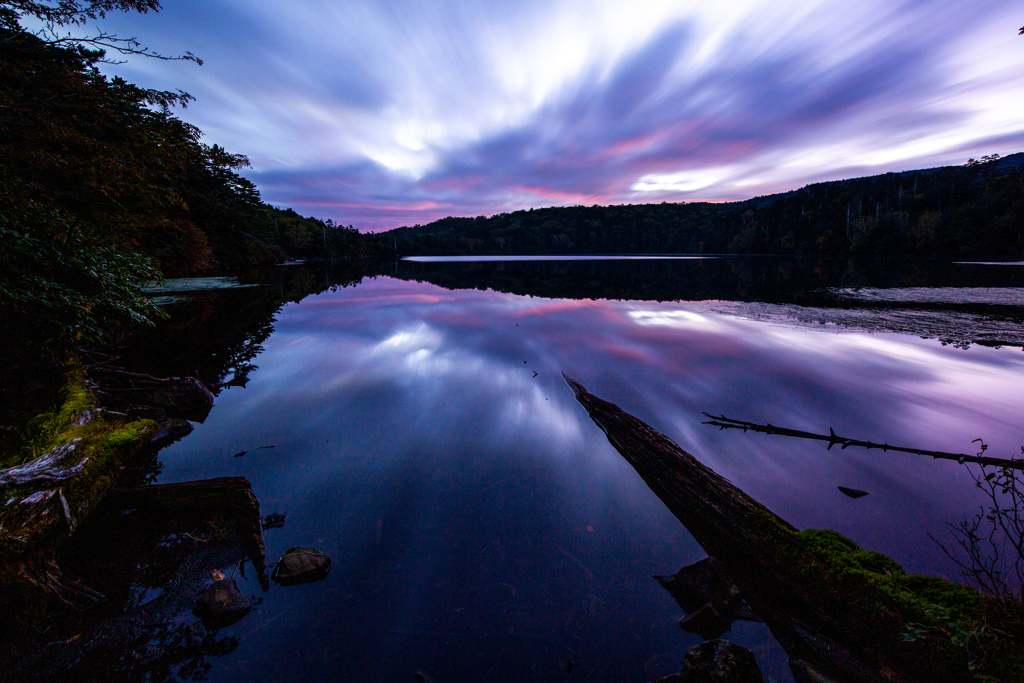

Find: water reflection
<box><xmin>11</xmin><ymin>258</ymin><xmax>1024</xmax><ymax>682</ymax></box>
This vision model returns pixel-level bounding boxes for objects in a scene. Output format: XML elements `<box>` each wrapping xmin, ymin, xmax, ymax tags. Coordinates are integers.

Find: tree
<box><xmin>0</xmin><ymin>1</ymin><xmax>201</xmax><ymax>64</ymax></box>
<box><xmin>0</xmin><ymin>8</ymin><xmax>276</xmax><ymax>354</ymax></box>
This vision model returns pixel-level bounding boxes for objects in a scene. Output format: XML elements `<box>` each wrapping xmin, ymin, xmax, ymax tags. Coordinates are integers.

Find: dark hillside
<box><xmin>375</xmin><ymin>154</ymin><xmax>1024</xmax><ymax>261</ymax></box>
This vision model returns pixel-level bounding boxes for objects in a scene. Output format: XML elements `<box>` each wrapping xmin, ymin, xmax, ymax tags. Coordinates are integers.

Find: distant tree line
<box><xmin>375</xmin><ymin>154</ymin><xmax>1024</xmax><ymax>261</ymax></box>
<box><xmin>3</xmin><ymin>1</ymin><xmax>1022</xmax><ymax>354</ymax></box>
<box><xmin>268</xmin><ymin>207</ymin><xmax>366</xmax><ymax>261</ymax></box>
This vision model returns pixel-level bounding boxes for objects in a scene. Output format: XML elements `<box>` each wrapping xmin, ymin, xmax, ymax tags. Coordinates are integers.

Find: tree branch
<box><xmin>701</xmin><ymin>413</ymin><xmax>1024</xmax><ymax>470</ymax></box>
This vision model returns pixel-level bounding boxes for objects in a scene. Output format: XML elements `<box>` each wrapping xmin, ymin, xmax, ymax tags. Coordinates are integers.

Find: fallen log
<box><xmin>563</xmin><ymin>374</ymin><xmax>1023</xmax><ymax>683</ymax></box>
<box><xmin>0</xmin><ymin>362</ymin><xmax>163</xmax><ymax>614</ymax></box>
<box><xmin>103</xmin><ymin>477</ymin><xmax>268</xmax><ymax>589</ymax></box>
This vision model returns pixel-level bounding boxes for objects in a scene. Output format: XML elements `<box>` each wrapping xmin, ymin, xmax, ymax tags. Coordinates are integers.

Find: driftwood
<box><xmin>88</xmin><ymin>366</ymin><xmax>176</xmax><ymax>383</ymax></box>
<box><xmin>702</xmin><ymin>414</ymin><xmax>1024</xmax><ymax>471</ymax></box>
<box><xmin>5</xmin><ymin>479</ymin><xmax>268</xmax><ymax>680</ymax></box>
<box><xmin>0</xmin><ymin>439</ymin><xmax>88</xmax><ymax>487</ymax></box>
<box><xmin>7</xmin><ymin>477</ymin><xmax>268</xmax><ymax>621</ymax></box>
<box><xmin>563</xmin><ymin>374</ymin><xmax>1015</xmax><ymax>683</ymax></box>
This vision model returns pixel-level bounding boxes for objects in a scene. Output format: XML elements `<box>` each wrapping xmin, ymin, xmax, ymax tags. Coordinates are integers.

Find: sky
<box><xmin>94</xmin><ymin>0</ymin><xmax>1024</xmax><ymax>231</ymax></box>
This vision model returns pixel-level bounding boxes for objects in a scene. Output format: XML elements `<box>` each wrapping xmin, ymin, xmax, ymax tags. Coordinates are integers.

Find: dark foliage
<box><xmin>267</xmin><ymin>206</ymin><xmax>368</xmax><ymax>260</ymax></box>
<box><xmin>0</xmin><ymin>8</ymin><xmax>377</xmax><ymax>355</ymax></box>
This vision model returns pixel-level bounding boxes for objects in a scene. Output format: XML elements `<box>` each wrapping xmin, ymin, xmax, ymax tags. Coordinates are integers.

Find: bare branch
<box><xmin>932</xmin><ymin>463</ymin><xmax>1024</xmax><ymax>602</ymax></box>
<box><xmin>33</xmin><ymin>26</ymin><xmax>202</xmax><ymax>64</ymax></box>
<box><xmin>701</xmin><ymin>413</ymin><xmax>1024</xmax><ymax>470</ymax></box>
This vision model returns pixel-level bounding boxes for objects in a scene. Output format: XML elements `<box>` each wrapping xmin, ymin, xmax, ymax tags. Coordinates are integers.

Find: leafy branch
<box><xmin>29</xmin><ymin>27</ymin><xmax>200</xmax><ymax>64</ymax></box>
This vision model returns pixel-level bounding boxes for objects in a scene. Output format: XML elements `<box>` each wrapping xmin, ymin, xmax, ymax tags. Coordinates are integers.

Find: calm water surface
<box><xmin>33</xmin><ymin>258</ymin><xmax>1024</xmax><ymax>682</ymax></box>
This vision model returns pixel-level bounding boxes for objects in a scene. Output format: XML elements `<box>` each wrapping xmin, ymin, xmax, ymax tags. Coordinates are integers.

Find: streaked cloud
<box><xmin>101</xmin><ymin>0</ymin><xmax>1024</xmax><ymax>229</ymax></box>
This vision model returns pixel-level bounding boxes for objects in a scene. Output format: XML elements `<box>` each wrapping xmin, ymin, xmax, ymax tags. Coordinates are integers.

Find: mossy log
<box><xmin>0</xmin><ymin>362</ymin><xmax>163</xmax><ymax>607</ymax></box>
<box><xmin>563</xmin><ymin>374</ymin><xmax>1023</xmax><ymax>683</ymax></box>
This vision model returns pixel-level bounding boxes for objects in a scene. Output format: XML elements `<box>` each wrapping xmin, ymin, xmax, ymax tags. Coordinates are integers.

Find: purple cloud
<box><xmin>100</xmin><ymin>0</ymin><xmax>1024</xmax><ymax>230</ymax></box>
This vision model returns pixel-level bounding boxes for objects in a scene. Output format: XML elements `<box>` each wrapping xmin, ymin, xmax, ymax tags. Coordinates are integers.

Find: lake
<box><xmin>17</xmin><ymin>256</ymin><xmax>1024</xmax><ymax>683</ymax></box>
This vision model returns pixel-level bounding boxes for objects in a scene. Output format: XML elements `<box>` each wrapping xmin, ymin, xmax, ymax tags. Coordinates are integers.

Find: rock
<box><xmin>654</xmin><ymin>557</ymin><xmax>759</xmax><ymax>640</ymax></box>
<box><xmin>837</xmin><ymin>486</ymin><xmax>868</xmax><ymax>499</ymax></box>
<box><xmin>651</xmin><ymin>640</ymin><xmax>765</xmax><ymax>683</ymax></box>
<box><xmin>271</xmin><ymin>547</ymin><xmax>332</xmax><ymax>586</ymax></box>
<box><xmin>149</xmin><ymin>418</ymin><xmax>194</xmax><ymax>448</ymax></box>
<box><xmin>788</xmin><ymin>659</ymin><xmax>842</xmax><ymax>683</ymax></box>
<box><xmin>115</xmin><ymin>377</ymin><xmax>214</xmax><ymax>422</ymax></box>
<box><xmin>656</xmin><ymin>557</ymin><xmax>734</xmax><ymax>612</ymax></box>
<box><xmin>679</xmin><ymin>601</ymin><xmax>743</xmax><ymax>641</ymax></box>
<box><xmin>193</xmin><ymin>578</ymin><xmax>250</xmax><ymax>628</ymax></box>
<box><xmin>680</xmin><ymin>640</ymin><xmax>765</xmax><ymax>683</ymax></box>
<box><xmin>127</xmin><ymin>404</ymin><xmax>168</xmax><ymax>422</ymax></box>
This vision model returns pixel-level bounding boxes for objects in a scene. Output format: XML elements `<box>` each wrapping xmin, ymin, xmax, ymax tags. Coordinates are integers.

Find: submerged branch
<box><xmin>702</xmin><ymin>413</ymin><xmax>1024</xmax><ymax>471</ymax></box>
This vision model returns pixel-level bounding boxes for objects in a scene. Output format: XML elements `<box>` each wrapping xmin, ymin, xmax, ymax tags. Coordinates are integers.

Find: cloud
<box><xmin>99</xmin><ymin>0</ymin><xmax>1024</xmax><ymax>229</ymax></box>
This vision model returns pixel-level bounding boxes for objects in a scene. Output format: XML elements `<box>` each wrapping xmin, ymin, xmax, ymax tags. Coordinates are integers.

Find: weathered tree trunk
<box><xmin>563</xmin><ymin>374</ymin><xmax>998</xmax><ymax>683</ymax></box>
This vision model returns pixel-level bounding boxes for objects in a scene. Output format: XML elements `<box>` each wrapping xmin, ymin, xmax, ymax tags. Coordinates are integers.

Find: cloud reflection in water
<box><xmin>155</xmin><ymin>276</ymin><xmax>1024</xmax><ymax>683</ymax></box>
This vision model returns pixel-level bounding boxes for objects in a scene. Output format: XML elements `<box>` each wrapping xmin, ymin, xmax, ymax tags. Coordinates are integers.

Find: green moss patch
<box><xmin>0</xmin><ymin>358</ymin><xmax>160</xmax><ymax>575</ymax></box>
<box><xmin>791</xmin><ymin>528</ymin><xmax>1022</xmax><ymax>680</ymax></box>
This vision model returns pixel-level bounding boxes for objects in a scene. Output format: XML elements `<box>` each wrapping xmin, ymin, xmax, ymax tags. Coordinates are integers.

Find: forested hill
<box><xmin>377</xmin><ymin>153</ymin><xmax>1024</xmax><ymax>260</ymax></box>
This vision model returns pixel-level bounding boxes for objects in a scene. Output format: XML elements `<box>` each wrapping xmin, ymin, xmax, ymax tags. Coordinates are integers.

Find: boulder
<box><xmin>271</xmin><ymin>547</ymin><xmax>332</xmax><ymax>586</ymax></box>
<box><xmin>193</xmin><ymin>578</ymin><xmax>250</xmax><ymax>628</ymax></box>
<box><xmin>113</xmin><ymin>377</ymin><xmax>214</xmax><ymax>422</ymax></box>
<box><xmin>651</xmin><ymin>640</ymin><xmax>765</xmax><ymax>683</ymax></box>
<box><xmin>655</xmin><ymin>557</ymin><xmax>759</xmax><ymax>640</ymax></box>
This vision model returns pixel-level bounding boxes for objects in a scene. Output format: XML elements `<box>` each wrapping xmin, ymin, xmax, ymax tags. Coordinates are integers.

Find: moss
<box><xmin>6</xmin><ymin>363</ymin><xmax>95</xmax><ymax>467</ymax></box>
<box><xmin>100</xmin><ymin>421</ymin><xmax>155</xmax><ymax>449</ymax></box>
<box><xmin>733</xmin><ymin>504</ymin><xmax>1023</xmax><ymax>678</ymax></box>
<box><xmin>733</xmin><ymin>484</ymin><xmax>1024</xmax><ymax>677</ymax></box>
<box><xmin>798</xmin><ymin>529</ymin><xmax>906</xmax><ymax>576</ymax></box>
<box><xmin>787</xmin><ymin>527</ymin><xmax>1022</xmax><ymax>679</ymax></box>
<box><xmin>795</xmin><ymin>528</ymin><xmax>989</xmax><ymax>617</ymax></box>
<box><xmin>0</xmin><ymin>358</ymin><xmax>159</xmax><ymax>573</ymax></box>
